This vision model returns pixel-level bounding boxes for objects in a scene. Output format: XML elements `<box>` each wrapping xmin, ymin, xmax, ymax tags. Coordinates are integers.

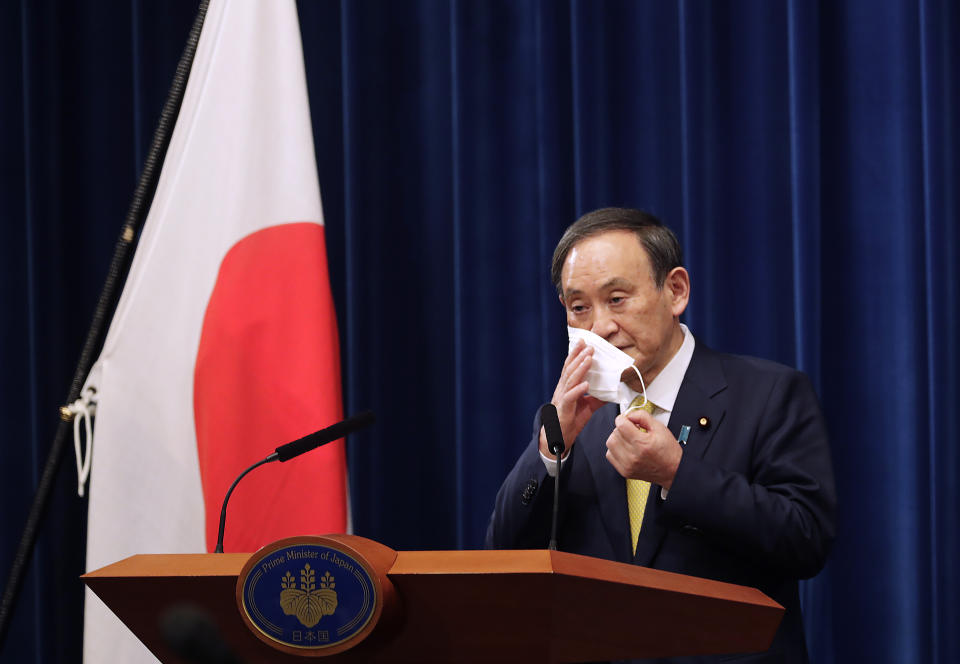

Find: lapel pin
<box><xmin>698</xmin><ymin>416</ymin><xmax>710</xmax><ymax>430</ymax></box>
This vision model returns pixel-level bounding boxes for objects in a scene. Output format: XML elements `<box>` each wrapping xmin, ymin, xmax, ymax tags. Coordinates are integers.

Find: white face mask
<box><xmin>567</xmin><ymin>327</ymin><xmax>647</xmax><ymax>414</ymax></box>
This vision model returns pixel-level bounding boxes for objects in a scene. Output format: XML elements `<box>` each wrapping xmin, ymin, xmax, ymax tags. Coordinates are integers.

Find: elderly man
<box><xmin>486</xmin><ymin>208</ymin><xmax>835</xmax><ymax>664</ymax></box>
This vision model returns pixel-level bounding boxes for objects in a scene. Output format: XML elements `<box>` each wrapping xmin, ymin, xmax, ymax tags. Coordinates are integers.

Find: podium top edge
<box><xmin>82</xmin><ymin>553</ymin><xmax>250</xmax><ymax>579</ymax></box>
<box><xmin>389</xmin><ymin>550</ymin><xmax>782</xmax><ymax>610</ymax></box>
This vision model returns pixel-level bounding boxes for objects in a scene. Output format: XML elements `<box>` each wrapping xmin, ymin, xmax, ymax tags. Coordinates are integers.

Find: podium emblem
<box><xmin>237</xmin><ymin>537</ymin><xmax>379</xmax><ymax>653</ymax></box>
<box><xmin>280</xmin><ymin>564</ymin><xmax>338</xmax><ymax>628</ymax></box>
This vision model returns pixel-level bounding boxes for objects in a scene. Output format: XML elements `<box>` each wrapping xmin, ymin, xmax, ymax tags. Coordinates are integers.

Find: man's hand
<box><xmin>605</xmin><ymin>407</ymin><xmax>683</xmax><ymax>489</ymax></box>
<box><xmin>539</xmin><ymin>340</ymin><xmax>605</xmax><ymax>457</ymax></box>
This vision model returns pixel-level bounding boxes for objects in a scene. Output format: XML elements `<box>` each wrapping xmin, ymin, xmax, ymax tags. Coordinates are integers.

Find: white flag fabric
<box><xmin>82</xmin><ymin>1</ymin><xmax>346</xmax><ymax>661</ymax></box>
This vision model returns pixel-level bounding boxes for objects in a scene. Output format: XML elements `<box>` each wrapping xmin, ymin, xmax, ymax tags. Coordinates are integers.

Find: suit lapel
<box><xmin>633</xmin><ymin>343</ymin><xmax>727</xmax><ymax>567</ymax></box>
<box><xmin>668</xmin><ymin>345</ymin><xmax>727</xmax><ymax>462</ymax></box>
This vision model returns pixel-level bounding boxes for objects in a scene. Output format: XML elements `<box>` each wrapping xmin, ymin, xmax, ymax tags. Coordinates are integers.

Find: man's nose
<box><xmin>590</xmin><ymin>314</ymin><xmax>618</xmax><ymax>340</ymax></box>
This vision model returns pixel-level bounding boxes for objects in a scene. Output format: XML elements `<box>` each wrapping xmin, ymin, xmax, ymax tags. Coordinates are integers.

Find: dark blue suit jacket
<box><xmin>486</xmin><ymin>343</ymin><xmax>836</xmax><ymax>664</ymax></box>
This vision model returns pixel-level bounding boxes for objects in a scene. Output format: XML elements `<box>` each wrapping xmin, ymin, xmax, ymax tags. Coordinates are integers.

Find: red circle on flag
<box><xmin>194</xmin><ymin>222</ymin><xmax>346</xmax><ymax>553</ymax></box>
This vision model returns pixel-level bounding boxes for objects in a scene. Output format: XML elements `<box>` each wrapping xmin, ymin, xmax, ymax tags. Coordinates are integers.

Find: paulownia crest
<box><xmin>279</xmin><ymin>564</ymin><xmax>338</xmax><ymax>628</ymax></box>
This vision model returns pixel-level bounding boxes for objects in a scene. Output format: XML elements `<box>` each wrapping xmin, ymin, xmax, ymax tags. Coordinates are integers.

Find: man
<box><xmin>486</xmin><ymin>208</ymin><xmax>835</xmax><ymax>664</ymax></box>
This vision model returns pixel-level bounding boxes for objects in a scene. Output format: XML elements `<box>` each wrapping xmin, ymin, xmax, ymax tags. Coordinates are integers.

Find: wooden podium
<box><xmin>83</xmin><ymin>535</ymin><xmax>783</xmax><ymax>663</ymax></box>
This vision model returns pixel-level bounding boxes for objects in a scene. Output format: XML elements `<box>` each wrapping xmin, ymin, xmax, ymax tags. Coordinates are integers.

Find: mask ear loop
<box><xmin>623</xmin><ymin>365</ymin><xmax>647</xmax><ymax>414</ymax></box>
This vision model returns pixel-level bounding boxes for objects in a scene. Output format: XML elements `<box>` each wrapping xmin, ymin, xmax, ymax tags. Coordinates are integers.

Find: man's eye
<box><xmin>570</xmin><ymin>304</ymin><xmax>587</xmax><ymax>314</ymax></box>
<box><xmin>610</xmin><ymin>297</ymin><xmax>625</xmax><ymax>305</ymax></box>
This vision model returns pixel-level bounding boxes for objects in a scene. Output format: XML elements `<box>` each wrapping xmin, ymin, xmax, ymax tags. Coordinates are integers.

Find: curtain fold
<box><xmin>918</xmin><ymin>2</ymin><xmax>960</xmax><ymax>662</ymax></box>
<box><xmin>785</xmin><ymin>0</ymin><xmax>822</xmax><ymax>381</ymax></box>
<box><xmin>2</xmin><ymin>1</ymin><xmax>958</xmax><ymax>662</ymax></box>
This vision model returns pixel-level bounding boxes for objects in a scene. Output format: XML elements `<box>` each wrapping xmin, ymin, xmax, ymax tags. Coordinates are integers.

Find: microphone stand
<box><xmin>548</xmin><ymin>441</ymin><xmax>564</xmax><ymax>551</ymax></box>
<box><xmin>213</xmin><ymin>457</ymin><xmax>274</xmax><ymax>554</ymax></box>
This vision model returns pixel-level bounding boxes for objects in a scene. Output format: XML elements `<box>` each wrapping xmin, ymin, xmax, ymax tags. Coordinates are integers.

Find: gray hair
<box><xmin>550</xmin><ymin>207</ymin><xmax>683</xmax><ymax>296</ymax></box>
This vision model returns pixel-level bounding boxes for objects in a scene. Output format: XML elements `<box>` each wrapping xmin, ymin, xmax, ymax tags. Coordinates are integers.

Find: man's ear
<box><xmin>665</xmin><ymin>267</ymin><xmax>690</xmax><ymax>316</ymax></box>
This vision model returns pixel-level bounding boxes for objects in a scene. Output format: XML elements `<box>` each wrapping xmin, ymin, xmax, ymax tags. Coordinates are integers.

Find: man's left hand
<box><xmin>605</xmin><ymin>408</ymin><xmax>683</xmax><ymax>490</ymax></box>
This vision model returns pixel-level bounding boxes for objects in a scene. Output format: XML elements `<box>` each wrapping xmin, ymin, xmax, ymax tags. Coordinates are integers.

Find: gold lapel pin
<box><xmin>698</xmin><ymin>416</ymin><xmax>710</xmax><ymax>430</ymax></box>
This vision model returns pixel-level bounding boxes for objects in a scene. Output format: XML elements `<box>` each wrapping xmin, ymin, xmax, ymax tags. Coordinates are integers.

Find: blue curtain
<box><xmin>2</xmin><ymin>1</ymin><xmax>957</xmax><ymax>662</ymax></box>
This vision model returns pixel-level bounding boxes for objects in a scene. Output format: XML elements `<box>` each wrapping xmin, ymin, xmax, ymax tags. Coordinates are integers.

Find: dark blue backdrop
<box><xmin>2</xmin><ymin>1</ymin><xmax>958</xmax><ymax>662</ymax></box>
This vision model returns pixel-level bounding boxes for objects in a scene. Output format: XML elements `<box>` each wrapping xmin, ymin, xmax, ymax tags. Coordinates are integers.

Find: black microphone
<box><xmin>540</xmin><ymin>403</ymin><xmax>565</xmax><ymax>456</ymax></box>
<box><xmin>539</xmin><ymin>403</ymin><xmax>565</xmax><ymax>551</ymax></box>
<box><xmin>271</xmin><ymin>410</ymin><xmax>376</xmax><ymax>462</ymax></box>
<box><xmin>213</xmin><ymin>411</ymin><xmax>376</xmax><ymax>553</ymax></box>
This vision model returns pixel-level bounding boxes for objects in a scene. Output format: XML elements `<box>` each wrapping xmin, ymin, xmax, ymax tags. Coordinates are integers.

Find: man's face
<box><xmin>560</xmin><ymin>230</ymin><xmax>689</xmax><ymax>384</ymax></box>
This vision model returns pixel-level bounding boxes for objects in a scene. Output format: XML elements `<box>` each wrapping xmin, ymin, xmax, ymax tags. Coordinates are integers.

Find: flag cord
<box><xmin>66</xmin><ymin>387</ymin><xmax>98</xmax><ymax>498</ymax></box>
<box><xmin>0</xmin><ymin>0</ymin><xmax>211</xmax><ymax>648</ymax></box>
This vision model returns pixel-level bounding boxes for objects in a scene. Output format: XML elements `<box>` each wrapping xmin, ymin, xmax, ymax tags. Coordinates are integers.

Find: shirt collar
<box><xmin>644</xmin><ymin>323</ymin><xmax>695</xmax><ymax>414</ymax></box>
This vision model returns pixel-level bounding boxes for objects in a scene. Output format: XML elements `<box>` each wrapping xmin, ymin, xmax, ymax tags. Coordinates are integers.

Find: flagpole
<box><xmin>0</xmin><ymin>0</ymin><xmax>211</xmax><ymax>647</ymax></box>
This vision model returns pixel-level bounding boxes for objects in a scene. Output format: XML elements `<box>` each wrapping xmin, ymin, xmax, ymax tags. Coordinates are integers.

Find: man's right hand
<box><xmin>539</xmin><ymin>339</ymin><xmax>606</xmax><ymax>457</ymax></box>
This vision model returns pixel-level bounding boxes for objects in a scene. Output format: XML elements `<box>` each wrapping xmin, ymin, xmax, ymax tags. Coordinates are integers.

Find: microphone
<box><xmin>539</xmin><ymin>403</ymin><xmax>565</xmax><ymax>551</ymax></box>
<box><xmin>213</xmin><ymin>411</ymin><xmax>376</xmax><ymax>553</ymax></box>
<box><xmin>271</xmin><ymin>410</ymin><xmax>376</xmax><ymax>462</ymax></box>
<box><xmin>540</xmin><ymin>403</ymin><xmax>565</xmax><ymax>456</ymax></box>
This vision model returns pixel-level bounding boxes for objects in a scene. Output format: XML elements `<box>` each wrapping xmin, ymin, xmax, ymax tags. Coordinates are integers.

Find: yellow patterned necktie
<box><xmin>627</xmin><ymin>396</ymin><xmax>657</xmax><ymax>555</ymax></box>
